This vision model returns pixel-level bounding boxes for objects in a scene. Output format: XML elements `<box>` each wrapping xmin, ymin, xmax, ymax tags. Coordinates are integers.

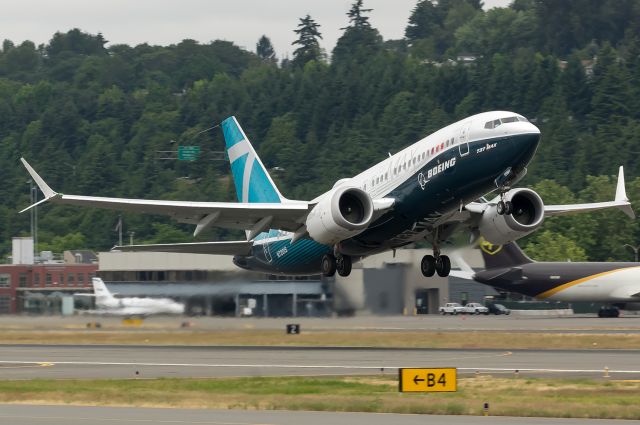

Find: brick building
<box><xmin>0</xmin><ymin>238</ymin><xmax>98</xmax><ymax>314</ymax></box>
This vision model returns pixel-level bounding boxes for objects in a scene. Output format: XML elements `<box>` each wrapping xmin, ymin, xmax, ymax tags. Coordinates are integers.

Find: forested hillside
<box><xmin>1</xmin><ymin>0</ymin><xmax>640</xmax><ymax>261</ymax></box>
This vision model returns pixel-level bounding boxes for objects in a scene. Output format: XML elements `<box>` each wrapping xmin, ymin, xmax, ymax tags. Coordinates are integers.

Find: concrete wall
<box><xmin>99</xmin><ymin>251</ymin><xmax>238</xmax><ymax>271</ymax></box>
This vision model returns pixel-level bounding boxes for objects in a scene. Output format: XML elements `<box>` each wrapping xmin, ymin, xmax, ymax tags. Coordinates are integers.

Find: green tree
<box><xmin>38</xmin><ymin>232</ymin><xmax>87</xmax><ymax>253</ymax></box>
<box><xmin>292</xmin><ymin>15</ymin><xmax>323</xmax><ymax>67</ymax></box>
<box><xmin>332</xmin><ymin>0</ymin><xmax>382</xmax><ymax>62</ymax></box>
<box><xmin>256</xmin><ymin>35</ymin><xmax>276</xmax><ymax>63</ymax></box>
<box><xmin>524</xmin><ymin>231</ymin><xmax>588</xmax><ymax>261</ymax></box>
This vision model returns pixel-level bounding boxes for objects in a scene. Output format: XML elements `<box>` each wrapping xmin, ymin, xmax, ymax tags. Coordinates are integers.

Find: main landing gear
<box><xmin>321</xmin><ymin>253</ymin><xmax>352</xmax><ymax>277</ymax></box>
<box><xmin>421</xmin><ymin>251</ymin><xmax>451</xmax><ymax>277</ymax></box>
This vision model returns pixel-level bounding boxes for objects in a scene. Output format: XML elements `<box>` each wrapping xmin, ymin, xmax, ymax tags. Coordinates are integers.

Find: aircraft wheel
<box><xmin>337</xmin><ymin>255</ymin><xmax>352</xmax><ymax>277</ymax></box>
<box><xmin>421</xmin><ymin>255</ymin><xmax>436</xmax><ymax>277</ymax></box>
<box><xmin>497</xmin><ymin>200</ymin><xmax>506</xmax><ymax>215</ymax></box>
<box><xmin>321</xmin><ymin>254</ymin><xmax>336</xmax><ymax>277</ymax></box>
<box><xmin>436</xmin><ymin>255</ymin><xmax>451</xmax><ymax>277</ymax></box>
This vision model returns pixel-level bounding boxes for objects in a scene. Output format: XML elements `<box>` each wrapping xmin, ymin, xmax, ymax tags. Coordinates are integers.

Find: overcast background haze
<box><xmin>1</xmin><ymin>0</ymin><xmax>511</xmax><ymax>58</ymax></box>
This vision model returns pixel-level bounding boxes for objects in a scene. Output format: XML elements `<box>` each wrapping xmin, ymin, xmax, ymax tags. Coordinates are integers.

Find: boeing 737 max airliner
<box><xmin>21</xmin><ymin>111</ymin><xmax>634</xmax><ymax>278</ymax></box>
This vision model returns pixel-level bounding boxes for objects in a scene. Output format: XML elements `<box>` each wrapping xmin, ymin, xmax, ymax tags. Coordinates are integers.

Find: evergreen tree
<box><xmin>292</xmin><ymin>15</ymin><xmax>323</xmax><ymax>68</ymax></box>
<box><xmin>332</xmin><ymin>0</ymin><xmax>382</xmax><ymax>62</ymax></box>
<box><xmin>256</xmin><ymin>35</ymin><xmax>276</xmax><ymax>63</ymax></box>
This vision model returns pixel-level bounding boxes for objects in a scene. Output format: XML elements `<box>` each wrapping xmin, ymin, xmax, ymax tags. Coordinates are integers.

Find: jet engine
<box><xmin>306</xmin><ymin>187</ymin><xmax>374</xmax><ymax>245</ymax></box>
<box><xmin>479</xmin><ymin>188</ymin><xmax>545</xmax><ymax>245</ymax></box>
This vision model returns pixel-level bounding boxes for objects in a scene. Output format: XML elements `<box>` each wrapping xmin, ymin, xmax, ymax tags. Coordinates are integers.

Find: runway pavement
<box><xmin>1</xmin><ymin>344</ymin><xmax>639</xmax><ymax>379</ymax></box>
<box><xmin>1</xmin><ymin>405</ymin><xmax>639</xmax><ymax>425</ymax></box>
<box><xmin>2</xmin><ymin>314</ymin><xmax>640</xmax><ymax>333</ymax></box>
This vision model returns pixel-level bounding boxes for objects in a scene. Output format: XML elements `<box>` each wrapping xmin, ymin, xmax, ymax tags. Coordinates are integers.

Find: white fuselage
<box><xmin>543</xmin><ymin>267</ymin><xmax>640</xmax><ymax>302</ymax></box>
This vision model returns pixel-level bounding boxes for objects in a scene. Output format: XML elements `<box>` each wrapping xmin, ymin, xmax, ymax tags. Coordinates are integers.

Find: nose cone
<box><xmin>512</xmin><ymin>123</ymin><xmax>541</xmax><ymax>159</ymax></box>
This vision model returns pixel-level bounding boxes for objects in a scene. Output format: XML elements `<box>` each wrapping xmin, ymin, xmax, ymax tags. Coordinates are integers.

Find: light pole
<box><xmin>624</xmin><ymin>244</ymin><xmax>640</xmax><ymax>262</ymax></box>
<box><xmin>28</xmin><ymin>180</ymin><xmax>38</xmax><ymax>262</ymax></box>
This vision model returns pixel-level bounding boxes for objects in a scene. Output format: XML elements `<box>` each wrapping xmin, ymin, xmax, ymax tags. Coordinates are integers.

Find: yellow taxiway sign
<box><xmin>399</xmin><ymin>368</ymin><xmax>457</xmax><ymax>392</ymax></box>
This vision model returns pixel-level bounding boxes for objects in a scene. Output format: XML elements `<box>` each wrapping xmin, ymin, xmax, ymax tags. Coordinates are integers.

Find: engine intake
<box><xmin>306</xmin><ymin>187</ymin><xmax>374</xmax><ymax>245</ymax></box>
<box><xmin>479</xmin><ymin>188</ymin><xmax>545</xmax><ymax>245</ymax></box>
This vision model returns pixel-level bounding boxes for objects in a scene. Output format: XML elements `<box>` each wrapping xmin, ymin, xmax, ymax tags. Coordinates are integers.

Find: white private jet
<box><xmin>83</xmin><ymin>277</ymin><xmax>185</xmax><ymax>315</ymax></box>
<box><xmin>22</xmin><ymin>111</ymin><xmax>633</xmax><ymax>278</ymax></box>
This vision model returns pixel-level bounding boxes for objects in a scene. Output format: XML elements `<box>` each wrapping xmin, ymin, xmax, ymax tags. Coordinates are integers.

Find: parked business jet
<box><xmin>84</xmin><ymin>277</ymin><xmax>185</xmax><ymax>315</ymax></box>
<box><xmin>21</xmin><ymin>111</ymin><xmax>633</xmax><ymax>278</ymax></box>
<box><xmin>451</xmin><ymin>239</ymin><xmax>640</xmax><ymax>317</ymax></box>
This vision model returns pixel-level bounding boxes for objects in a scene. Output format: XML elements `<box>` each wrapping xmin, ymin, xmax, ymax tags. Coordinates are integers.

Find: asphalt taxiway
<box><xmin>1</xmin><ymin>344</ymin><xmax>639</xmax><ymax>379</ymax></box>
<box><xmin>2</xmin><ymin>405</ymin><xmax>639</xmax><ymax>425</ymax></box>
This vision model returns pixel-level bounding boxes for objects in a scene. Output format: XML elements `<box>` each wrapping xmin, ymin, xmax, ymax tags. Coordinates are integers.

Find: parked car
<box><xmin>462</xmin><ymin>302</ymin><xmax>489</xmax><ymax>315</ymax></box>
<box><xmin>487</xmin><ymin>303</ymin><xmax>511</xmax><ymax>315</ymax></box>
<box><xmin>439</xmin><ymin>302</ymin><xmax>465</xmax><ymax>315</ymax></box>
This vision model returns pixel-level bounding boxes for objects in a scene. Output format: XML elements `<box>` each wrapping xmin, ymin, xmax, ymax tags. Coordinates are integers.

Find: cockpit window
<box><xmin>486</xmin><ymin>115</ymin><xmax>528</xmax><ymax>129</ymax></box>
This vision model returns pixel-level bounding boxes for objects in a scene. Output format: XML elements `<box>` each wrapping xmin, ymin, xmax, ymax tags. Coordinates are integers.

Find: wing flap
<box><xmin>112</xmin><ymin>241</ymin><xmax>253</xmax><ymax>255</ymax></box>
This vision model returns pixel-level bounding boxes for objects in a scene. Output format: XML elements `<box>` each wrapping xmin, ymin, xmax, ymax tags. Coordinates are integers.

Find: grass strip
<box><xmin>1</xmin><ymin>329</ymin><xmax>640</xmax><ymax>349</ymax></box>
<box><xmin>1</xmin><ymin>376</ymin><xmax>639</xmax><ymax>419</ymax></box>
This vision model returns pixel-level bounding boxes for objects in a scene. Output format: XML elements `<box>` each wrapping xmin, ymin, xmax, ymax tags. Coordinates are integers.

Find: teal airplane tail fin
<box><xmin>221</xmin><ymin>116</ymin><xmax>285</xmax><ymax>204</ymax></box>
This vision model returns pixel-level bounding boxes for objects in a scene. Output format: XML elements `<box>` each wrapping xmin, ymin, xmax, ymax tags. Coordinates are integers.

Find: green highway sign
<box><xmin>178</xmin><ymin>145</ymin><xmax>201</xmax><ymax>161</ymax></box>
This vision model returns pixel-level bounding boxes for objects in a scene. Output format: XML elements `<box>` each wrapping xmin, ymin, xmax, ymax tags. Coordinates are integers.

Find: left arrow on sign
<box><xmin>413</xmin><ymin>375</ymin><xmax>425</xmax><ymax>385</ymax></box>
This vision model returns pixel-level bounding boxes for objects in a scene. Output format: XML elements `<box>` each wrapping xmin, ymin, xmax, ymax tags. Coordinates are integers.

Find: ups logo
<box><xmin>479</xmin><ymin>238</ymin><xmax>502</xmax><ymax>255</ymax></box>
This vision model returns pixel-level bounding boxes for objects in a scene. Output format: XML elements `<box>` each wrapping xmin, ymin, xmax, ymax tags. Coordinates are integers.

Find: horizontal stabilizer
<box><xmin>448</xmin><ymin>270</ymin><xmax>475</xmax><ymax>280</ymax></box>
<box><xmin>112</xmin><ymin>241</ymin><xmax>253</xmax><ymax>256</ymax></box>
<box><xmin>449</xmin><ymin>250</ymin><xmax>476</xmax><ymax>280</ymax></box>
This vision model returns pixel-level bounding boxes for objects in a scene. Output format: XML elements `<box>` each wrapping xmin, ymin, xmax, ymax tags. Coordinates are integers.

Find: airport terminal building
<box><xmin>1</xmin><ymin>237</ymin><xmax>499</xmax><ymax>316</ymax></box>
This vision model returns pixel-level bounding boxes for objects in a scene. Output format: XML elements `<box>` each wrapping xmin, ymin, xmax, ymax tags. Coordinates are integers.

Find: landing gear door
<box><xmin>458</xmin><ymin>121</ymin><xmax>471</xmax><ymax>157</ymax></box>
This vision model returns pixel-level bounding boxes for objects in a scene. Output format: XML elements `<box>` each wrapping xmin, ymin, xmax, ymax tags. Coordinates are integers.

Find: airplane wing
<box><xmin>21</xmin><ymin>158</ymin><xmax>311</xmax><ymax>237</ymax></box>
<box><xmin>112</xmin><ymin>240</ymin><xmax>253</xmax><ymax>255</ymax></box>
<box><xmin>21</xmin><ymin>158</ymin><xmax>396</xmax><ymax>240</ymax></box>
<box><xmin>545</xmin><ymin>166</ymin><xmax>634</xmax><ymax>218</ymax></box>
<box><xmin>464</xmin><ymin>166</ymin><xmax>635</xmax><ymax>219</ymax></box>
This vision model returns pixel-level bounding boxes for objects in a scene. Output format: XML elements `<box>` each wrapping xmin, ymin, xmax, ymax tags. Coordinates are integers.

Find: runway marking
<box><xmin>432</xmin><ymin>351</ymin><xmax>513</xmax><ymax>360</ymax></box>
<box><xmin>0</xmin><ymin>415</ymin><xmax>265</xmax><ymax>424</ymax></box>
<box><xmin>0</xmin><ymin>362</ymin><xmax>54</xmax><ymax>369</ymax></box>
<box><xmin>0</xmin><ymin>360</ymin><xmax>639</xmax><ymax>374</ymax></box>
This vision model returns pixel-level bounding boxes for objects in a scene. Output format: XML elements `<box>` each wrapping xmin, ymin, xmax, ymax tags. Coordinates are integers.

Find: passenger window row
<box><xmin>370</xmin><ymin>136</ymin><xmax>457</xmax><ymax>188</ymax></box>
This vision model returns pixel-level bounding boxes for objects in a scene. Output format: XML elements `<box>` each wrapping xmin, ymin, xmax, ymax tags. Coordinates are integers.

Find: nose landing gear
<box><xmin>496</xmin><ymin>199</ymin><xmax>513</xmax><ymax>215</ymax></box>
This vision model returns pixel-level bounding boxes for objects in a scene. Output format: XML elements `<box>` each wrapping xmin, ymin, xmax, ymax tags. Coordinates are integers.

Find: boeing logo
<box><xmin>419</xmin><ymin>158</ymin><xmax>457</xmax><ymax>190</ymax></box>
